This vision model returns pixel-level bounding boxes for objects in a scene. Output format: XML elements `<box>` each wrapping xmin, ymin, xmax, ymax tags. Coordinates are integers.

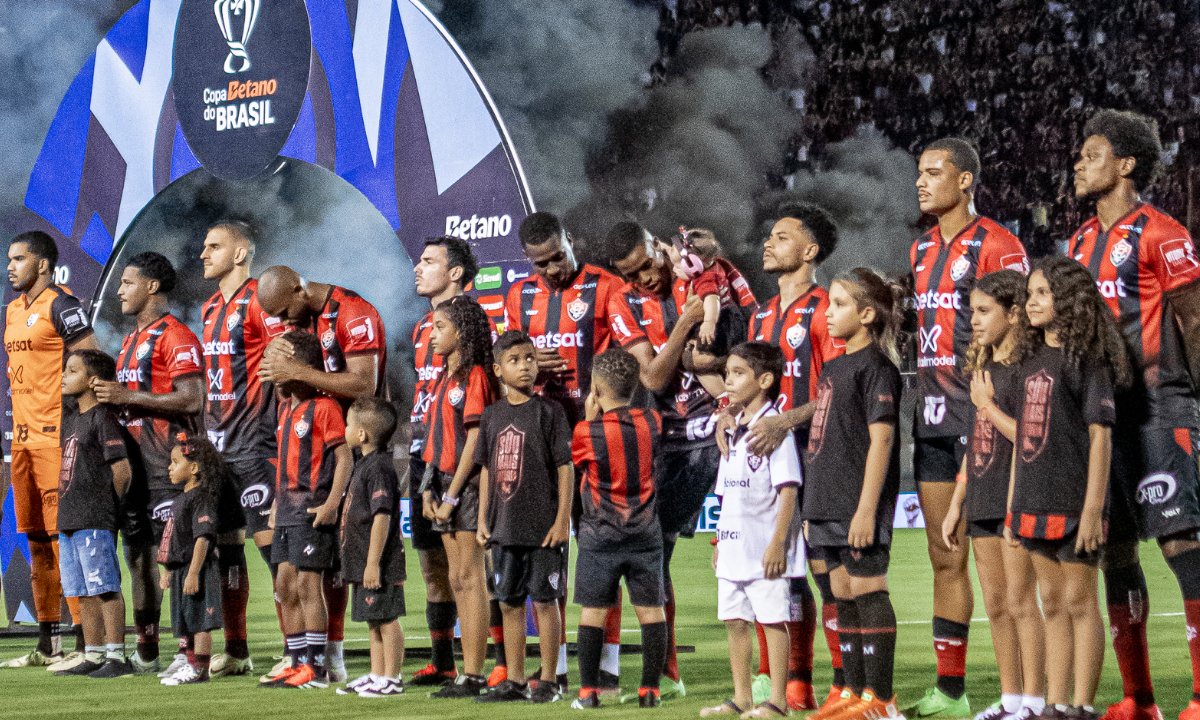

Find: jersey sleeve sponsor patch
<box><xmin>1160</xmin><ymin>237</ymin><xmax>1200</xmax><ymax>278</ymax></box>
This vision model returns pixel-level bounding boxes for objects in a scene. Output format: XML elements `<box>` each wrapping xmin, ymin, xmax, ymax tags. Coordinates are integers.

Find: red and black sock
<box><xmin>788</xmin><ymin>577</ymin><xmax>816</xmax><ymax>683</ymax></box>
<box><xmin>218</xmin><ymin>543</ymin><xmax>250</xmax><ymax>659</ymax></box>
<box><xmin>322</xmin><ymin>573</ymin><xmax>347</xmax><ymax>643</ymax></box>
<box><xmin>932</xmin><ymin>617</ymin><xmax>968</xmax><ymax>699</ymax></box>
<box><xmin>814</xmin><ymin>571</ymin><xmax>844</xmax><ymax>688</ymax></box>
<box><xmin>489</xmin><ymin>599</ymin><xmax>507</xmax><ymax>668</ymax></box>
<box><xmin>134</xmin><ymin>609</ymin><xmax>160</xmax><ymax>662</ymax></box>
<box><xmin>577</xmin><ymin>625</ymin><xmax>603</xmax><ymax>691</ymax></box>
<box><xmin>427</xmin><ymin>600</ymin><xmax>458</xmax><ymax>672</ymax></box>
<box><xmin>857</xmin><ymin>591</ymin><xmax>897</xmax><ymax>700</ymax></box>
<box><xmin>663</xmin><ymin>538</ymin><xmax>680</xmax><ymax>682</ymax></box>
<box><xmin>640</xmin><ymin>621</ymin><xmax>667</xmax><ymax>690</ymax></box>
<box><xmin>755</xmin><ymin>622</ymin><xmax>771</xmax><ymax>675</ymax></box>
<box><xmin>182</xmin><ymin>634</ymin><xmax>196</xmax><ymax>666</ymax></box>
<box><xmin>837</xmin><ymin>599</ymin><xmax>863</xmax><ymax>696</ymax></box>
<box><xmin>1166</xmin><ymin>549</ymin><xmax>1200</xmax><ymax>701</ymax></box>
<box><xmin>1104</xmin><ymin>562</ymin><xmax>1155</xmax><ymax>705</ymax></box>
<box><xmin>605</xmin><ymin>591</ymin><xmax>623</xmax><ymax>645</ymax></box>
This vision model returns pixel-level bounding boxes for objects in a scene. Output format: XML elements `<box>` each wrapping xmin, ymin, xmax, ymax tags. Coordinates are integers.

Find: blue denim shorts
<box><xmin>59</xmin><ymin>529</ymin><xmax>121</xmax><ymax>597</ymax></box>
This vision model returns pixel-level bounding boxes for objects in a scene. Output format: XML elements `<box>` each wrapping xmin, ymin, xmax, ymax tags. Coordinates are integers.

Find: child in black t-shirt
<box><xmin>158</xmin><ymin>433</ymin><xmax>224</xmax><ymax>686</ymax></box>
<box><xmin>1010</xmin><ymin>257</ymin><xmax>1130</xmax><ymax>718</ymax></box>
<box><xmin>55</xmin><ymin>350</ymin><xmax>134</xmax><ymax>679</ymax></box>
<box><xmin>801</xmin><ymin>268</ymin><xmax>903</xmax><ymax>720</ymax></box>
<box><xmin>473</xmin><ymin>331</ymin><xmax>573</xmax><ymax>704</ymax></box>
<box><xmin>338</xmin><ymin>397</ymin><xmax>406</xmax><ymax>698</ymax></box>
<box><xmin>940</xmin><ymin>270</ymin><xmax>1046</xmax><ymax>720</ymax></box>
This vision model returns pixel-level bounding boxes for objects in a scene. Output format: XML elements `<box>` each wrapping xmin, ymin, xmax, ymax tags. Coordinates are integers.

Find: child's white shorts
<box><xmin>717</xmin><ymin>576</ymin><xmax>791</xmax><ymax>623</ymax></box>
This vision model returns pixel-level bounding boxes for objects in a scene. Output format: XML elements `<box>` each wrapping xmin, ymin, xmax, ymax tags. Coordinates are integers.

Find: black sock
<box><xmin>1166</xmin><ymin>548</ymin><xmax>1200</xmax><ymax>598</ymax></box>
<box><xmin>838</xmin><ymin>599</ymin><xmax>864</xmax><ymax>695</ymax></box>
<box><xmin>74</xmin><ymin>624</ymin><xmax>85</xmax><ymax>653</ymax></box>
<box><xmin>427</xmin><ymin>600</ymin><xmax>458</xmax><ymax>672</ymax></box>
<box><xmin>932</xmin><ymin>617</ymin><xmax>968</xmax><ymax>699</ymax></box>
<box><xmin>285</xmin><ymin>633</ymin><xmax>306</xmax><ymax>666</ymax></box>
<box><xmin>306</xmin><ymin>632</ymin><xmax>327</xmax><ymax>674</ymax></box>
<box><xmin>489</xmin><ymin>599</ymin><xmax>507</xmax><ymax>667</ymax></box>
<box><xmin>577</xmin><ymin>625</ymin><xmax>603</xmax><ymax>691</ymax></box>
<box><xmin>134</xmin><ymin>609</ymin><xmax>160</xmax><ymax>661</ymax></box>
<box><xmin>36</xmin><ymin>621</ymin><xmax>58</xmax><ymax>656</ymax></box>
<box><xmin>640</xmin><ymin>621</ymin><xmax>667</xmax><ymax>690</ymax></box>
<box><xmin>856</xmin><ymin>591</ymin><xmax>897</xmax><ymax>700</ymax></box>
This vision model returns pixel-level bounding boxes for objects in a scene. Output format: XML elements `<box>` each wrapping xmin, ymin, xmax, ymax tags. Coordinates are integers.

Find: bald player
<box><xmin>1</xmin><ymin>230</ymin><xmax>98</xmax><ymax>668</ymax></box>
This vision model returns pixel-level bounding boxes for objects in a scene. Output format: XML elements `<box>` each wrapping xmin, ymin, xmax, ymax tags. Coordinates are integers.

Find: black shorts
<box><xmin>120</xmin><ymin>495</ymin><xmax>155</xmax><ymax>548</ymax></box>
<box><xmin>660</xmin><ymin>444</ymin><xmax>720</xmax><ymax>537</ymax></box>
<box><xmin>226</xmin><ymin>456</ymin><xmax>275</xmax><ymax>535</ymax></box>
<box><xmin>351</xmin><ymin>582</ymin><xmax>406</xmax><ymax>623</ymax></box>
<box><xmin>914</xmin><ymin>435</ymin><xmax>968</xmax><ymax>483</ymax></box>
<box><xmin>272</xmin><ymin>524</ymin><xmax>339</xmax><ymax>571</ymax></box>
<box><xmin>408</xmin><ymin>456</ymin><xmax>443</xmax><ymax>551</ymax></box>
<box><xmin>574</xmin><ymin>544</ymin><xmax>665</xmax><ymax>608</ymax></box>
<box><xmin>967</xmin><ymin>518</ymin><xmax>1005</xmax><ymax>538</ymax></box>
<box><xmin>1110</xmin><ymin>425</ymin><xmax>1200</xmax><ymax>542</ymax></box>
<box><xmin>491</xmin><ymin>545</ymin><xmax>567</xmax><ymax>605</ymax></box>
<box><xmin>148</xmin><ymin>488</ymin><xmax>182</xmax><ymax>544</ymax></box>
<box><xmin>425</xmin><ymin>468</ymin><xmax>480</xmax><ymax>534</ymax></box>
<box><xmin>1020</xmin><ymin>534</ymin><xmax>1102</xmax><ymax>566</ymax></box>
<box><xmin>170</xmin><ymin>560</ymin><xmax>222</xmax><ymax>635</ymax></box>
<box><xmin>806</xmin><ymin>520</ymin><xmax>891</xmax><ymax>577</ymax></box>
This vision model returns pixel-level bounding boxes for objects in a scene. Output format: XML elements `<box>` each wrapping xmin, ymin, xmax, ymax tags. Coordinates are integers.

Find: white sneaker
<box><xmin>46</xmin><ymin>651</ymin><xmax>84</xmax><ymax>673</ymax></box>
<box><xmin>359</xmin><ymin>677</ymin><xmax>404</xmax><ymax>698</ymax></box>
<box><xmin>157</xmin><ymin>653</ymin><xmax>188</xmax><ymax>678</ymax></box>
<box><xmin>161</xmin><ymin>663</ymin><xmax>206</xmax><ymax>686</ymax></box>
<box><xmin>336</xmin><ymin>674</ymin><xmax>376</xmax><ymax>695</ymax></box>
<box><xmin>210</xmin><ymin>653</ymin><xmax>254</xmax><ymax>677</ymax></box>
<box><xmin>129</xmin><ymin>651</ymin><xmax>161</xmax><ymax>675</ymax></box>
<box><xmin>326</xmin><ymin>641</ymin><xmax>347</xmax><ymax>683</ymax></box>
<box><xmin>259</xmin><ymin>656</ymin><xmax>293</xmax><ymax>684</ymax></box>
<box><xmin>1</xmin><ymin>649</ymin><xmax>63</xmax><ymax>669</ymax></box>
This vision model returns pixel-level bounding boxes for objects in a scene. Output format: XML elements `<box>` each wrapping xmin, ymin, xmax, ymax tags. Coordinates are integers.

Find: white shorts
<box><xmin>717</xmin><ymin>577</ymin><xmax>791</xmax><ymax>624</ymax></box>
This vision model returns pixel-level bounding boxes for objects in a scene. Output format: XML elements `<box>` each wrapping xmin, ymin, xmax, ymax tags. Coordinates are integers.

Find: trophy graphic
<box><xmin>214</xmin><ymin>0</ymin><xmax>261</xmax><ymax>74</ymax></box>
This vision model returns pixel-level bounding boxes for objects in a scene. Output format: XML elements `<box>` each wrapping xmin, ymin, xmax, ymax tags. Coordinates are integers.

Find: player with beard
<box><xmin>1069</xmin><ymin>109</ymin><xmax>1200</xmax><ymax>720</ymax></box>
<box><xmin>908</xmin><ymin>138</ymin><xmax>1028</xmax><ymax>719</ymax></box>
<box><xmin>406</xmin><ymin>235</ymin><xmax>477</xmax><ymax>686</ymax></box>
<box><xmin>91</xmin><ymin>252</ymin><xmax>202</xmax><ymax>674</ymax></box>
<box><xmin>256</xmin><ymin>264</ymin><xmax>387</xmax><ymax>684</ymax></box>
<box><xmin>606</xmin><ymin>220</ymin><xmax>717</xmax><ymax>702</ymax></box>
<box><xmin>0</xmin><ymin>230</ymin><xmax>98</xmax><ymax>669</ymax></box>
<box><xmin>505</xmin><ymin>212</ymin><xmax>626</xmax><ymax>691</ymax></box>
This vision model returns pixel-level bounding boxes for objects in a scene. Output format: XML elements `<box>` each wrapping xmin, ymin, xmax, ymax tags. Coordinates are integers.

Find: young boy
<box><xmin>266</xmin><ymin>330</ymin><xmax>353</xmax><ymax>689</ymax></box>
<box><xmin>702</xmin><ymin>342</ymin><xmax>804</xmax><ymax>719</ymax></box>
<box><xmin>571</xmin><ymin>347</ymin><xmax>669</xmax><ymax>710</ymax></box>
<box><xmin>54</xmin><ymin>350</ymin><xmax>135</xmax><ymax>678</ymax></box>
<box><xmin>337</xmin><ymin>397</ymin><xmax>407</xmax><ymax>698</ymax></box>
<box><xmin>473</xmin><ymin>331</ymin><xmax>573</xmax><ymax>703</ymax></box>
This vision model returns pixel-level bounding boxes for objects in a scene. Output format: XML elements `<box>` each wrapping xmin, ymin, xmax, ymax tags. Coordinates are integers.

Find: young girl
<box><xmin>1009</xmin><ymin>256</ymin><xmax>1130</xmax><ymax>720</ymax></box>
<box><xmin>802</xmin><ymin>268</ymin><xmax>904</xmax><ymax>720</ymax></box>
<box><xmin>422</xmin><ymin>295</ymin><xmax>498</xmax><ymax>698</ymax></box>
<box><xmin>159</xmin><ymin>433</ymin><xmax>225</xmax><ymax>686</ymax></box>
<box><xmin>667</xmin><ymin>227</ymin><xmax>756</xmax><ymax>346</ymax></box>
<box><xmin>941</xmin><ymin>270</ymin><xmax>1046</xmax><ymax>720</ymax></box>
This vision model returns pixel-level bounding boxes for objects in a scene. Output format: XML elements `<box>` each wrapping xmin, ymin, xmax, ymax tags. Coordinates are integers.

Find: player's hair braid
<box><xmin>436</xmin><ymin>295</ymin><xmax>495</xmax><ymax>387</ymax></box>
<box><xmin>1035</xmin><ymin>256</ymin><xmax>1132</xmax><ymax>389</ymax></box>
<box><xmin>834</xmin><ymin>267</ymin><xmax>905</xmax><ymax>365</ymax></box>
<box><xmin>964</xmin><ymin>269</ymin><xmax>1038</xmax><ymax>372</ymax></box>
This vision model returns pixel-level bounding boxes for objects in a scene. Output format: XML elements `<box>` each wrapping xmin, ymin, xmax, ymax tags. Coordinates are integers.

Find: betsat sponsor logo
<box><xmin>914</xmin><ymin>290</ymin><xmax>961</xmax><ymax>310</ymax></box>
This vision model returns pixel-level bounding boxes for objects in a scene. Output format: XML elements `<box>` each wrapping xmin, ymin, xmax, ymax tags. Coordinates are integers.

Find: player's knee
<box><xmin>929</xmin><ymin>545</ymin><xmax>968</xmax><ymax>575</ymax></box>
<box><xmin>1160</xmin><ymin>533</ymin><xmax>1200</xmax><ymax>558</ymax></box>
<box><xmin>980</xmin><ymin>587</ymin><xmax>1008</xmax><ymax>619</ymax></box>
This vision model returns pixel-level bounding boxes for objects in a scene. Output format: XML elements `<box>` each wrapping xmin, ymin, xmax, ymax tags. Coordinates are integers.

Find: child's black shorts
<box><xmin>490</xmin><ymin>545</ymin><xmax>567</xmax><ymax>605</ymax></box>
<box><xmin>351</xmin><ymin>582</ymin><xmax>406</xmax><ymax>623</ymax></box>
<box><xmin>1019</xmin><ymin>534</ymin><xmax>1102</xmax><ymax>566</ymax></box>
<box><xmin>807</xmin><ymin>519</ymin><xmax>892</xmax><ymax>577</ymax></box>
<box><xmin>574</xmin><ymin>545</ymin><xmax>665</xmax><ymax>608</ymax></box>
<box><xmin>171</xmin><ymin>561</ymin><xmax>222</xmax><ymax>635</ymax></box>
<box><xmin>272</xmin><ymin>523</ymin><xmax>338</xmax><ymax>571</ymax></box>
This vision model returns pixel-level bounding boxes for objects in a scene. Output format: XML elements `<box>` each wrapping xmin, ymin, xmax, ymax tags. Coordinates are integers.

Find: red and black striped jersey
<box><xmin>201</xmin><ymin>279</ymin><xmax>286</xmax><ymax>460</ymax></box>
<box><xmin>673</xmin><ymin>257</ymin><xmax>758</xmax><ymax>310</ymax></box>
<box><xmin>422</xmin><ymin>364</ymin><xmax>495</xmax><ymax>474</ymax></box>
<box><xmin>311</xmin><ymin>286</ymin><xmax>387</xmax><ymax>399</ymax></box>
<box><xmin>504</xmin><ymin>264</ymin><xmax>625</xmax><ymax>423</ymax></box>
<box><xmin>116</xmin><ymin>313</ymin><xmax>202</xmax><ymax>486</ymax></box>
<box><xmin>275</xmin><ymin>395</ymin><xmax>346</xmax><ymax>527</ymax></box>
<box><xmin>571</xmin><ymin>406</ymin><xmax>663</xmax><ymax>550</ymax></box>
<box><xmin>747</xmin><ymin>286</ymin><xmax>843</xmax><ymax>411</ymax></box>
<box><xmin>608</xmin><ymin>284</ymin><xmax>717</xmax><ymax>449</ymax></box>
<box><xmin>1069</xmin><ymin>203</ymin><xmax>1200</xmax><ymax>426</ymax></box>
<box><xmin>911</xmin><ymin>216</ymin><xmax>1028</xmax><ymax>438</ymax></box>
<box><xmin>409</xmin><ymin>311</ymin><xmax>442</xmax><ymax>455</ymax></box>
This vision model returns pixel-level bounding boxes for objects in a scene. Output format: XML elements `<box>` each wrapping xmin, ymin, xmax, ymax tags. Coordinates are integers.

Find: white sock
<box><xmin>85</xmin><ymin>646</ymin><xmax>104</xmax><ymax>661</ymax></box>
<box><xmin>1022</xmin><ymin>696</ymin><xmax>1045</xmax><ymax>714</ymax></box>
<box><xmin>105</xmin><ymin>643</ymin><xmax>124</xmax><ymax>661</ymax></box>
<box><xmin>556</xmin><ymin>644</ymin><xmax>568</xmax><ymax>675</ymax></box>
<box><xmin>328</xmin><ymin>640</ymin><xmax>344</xmax><ymax>662</ymax></box>
<box><xmin>600</xmin><ymin>644</ymin><xmax>621</xmax><ymax>676</ymax></box>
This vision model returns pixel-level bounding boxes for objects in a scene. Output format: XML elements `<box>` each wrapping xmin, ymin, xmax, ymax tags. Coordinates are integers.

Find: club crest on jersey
<box><xmin>136</xmin><ymin>341</ymin><xmax>151</xmax><ymax>360</ymax></box>
<box><xmin>1110</xmin><ymin>239</ymin><xmax>1133</xmax><ymax>267</ymax></box>
<box><xmin>567</xmin><ymin>297</ymin><xmax>589</xmax><ymax>322</ymax></box>
<box><xmin>294</xmin><ymin>419</ymin><xmax>310</xmax><ymax>439</ymax></box>
<box><xmin>747</xmin><ymin>454</ymin><xmax>763</xmax><ymax>472</ymax></box>
<box><xmin>25</xmin><ymin>313</ymin><xmax>38</xmax><ymax>327</ymax></box>
<box><xmin>786</xmin><ymin>324</ymin><xmax>807</xmax><ymax>349</ymax></box>
<box><xmin>448</xmin><ymin>386</ymin><xmax>465</xmax><ymax>407</ymax></box>
<box><xmin>226</xmin><ymin>312</ymin><xmax>241</xmax><ymax>331</ymax></box>
<box><xmin>321</xmin><ymin>329</ymin><xmax>336</xmax><ymax>349</ymax></box>
<box><xmin>949</xmin><ymin>255</ymin><xmax>971</xmax><ymax>282</ymax></box>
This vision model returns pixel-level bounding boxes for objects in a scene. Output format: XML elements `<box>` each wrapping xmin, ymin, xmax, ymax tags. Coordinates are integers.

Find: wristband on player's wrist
<box><xmin>440</xmin><ymin>493</ymin><xmax>460</xmax><ymax>507</ymax></box>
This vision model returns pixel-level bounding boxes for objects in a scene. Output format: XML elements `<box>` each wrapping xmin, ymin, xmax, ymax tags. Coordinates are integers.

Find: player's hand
<box><xmin>1076</xmin><ymin>507</ymin><xmax>1104</xmax><ymax>555</ymax></box>
<box><xmin>542</xmin><ymin>519</ymin><xmax>569</xmax><ymax>548</ymax></box>
<box><xmin>698</xmin><ymin>319</ymin><xmax>716</xmax><ymax>347</ymax></box>
<box><xmin>422</xmin><ymin>491</ymin><xmax>438</xmax><ymax>521</ymax></box>
<box><xmin>762</xmin><ymin>540</ymin><xmax>786</xmax><ymax>579</ymax></box>
<box><xmin>160</xmin><ymin>571</ymin><xmax>171</xmax><ymax>591</ymax></box>
<box><xmin>584</xmin><ymin>390</ymin><xmax>601</xmax><ymax>422</ymax></box>
<box><xmin>183</xmin><ymin>572</ymin><xmax>199</xmax><ymax>596</ymax></box>
<box><xmin>90</xmin><ymin>379</ymin><xmax>132</xmax><ymax>405</ymax></box>
<box><xmin>680</xmin><ymin>295</ymin><xmax>705</xmax><ymax>326</ymax></box>
<box><xmin>715</xmin><ymin>411</ymin><xmax>735</xmax><ymax>457</ymax></box>
<box><xmin>433</xmin><ymin>501</ymin><xmax>454</xmax><ymax>524</ymax></box>
<box><xmin>1002</xmin><ymin>522</ymin><xmax>1018</xmax><ymax>548</ymax></box>
<box><xmin>970</xmin><ymin>370</ymin><xmax>996</xmax><ymax>410</ymax></box>
<box><xmin>308</xmin><ymin>502</ymin><xmax>338</xmax><ymax>527</ymax></box>
<box><xmin>363</xmin><ymin>563</ymin><xmax>381</xmax><ymax>590</ymax></box>
<box><xmin>258</xmin><ymin>351</ymin><xmax>305</xmax><ymax>384</ymax></box>
<box><xmin>848</xmin><ymin>509</ymin><xmax>875</xmax><ymax>549</ymax></box>
<box><xmin>534</xmin><ymin>347</ymin><xmax>569</xmax><ymax>376</ymax></box>
<box><xmin>265</xmin><ymin>336</ymin><xmax>296</xmax><ymax>357</ymax></box>
<box><xmin>476</xmin><ymin>525</ymin><xmax>491</xmax><ymax>547</ymax></box>
<box><xmin>747</xmin><ymin>415</ymin><xmax>791</xmax><ymax>457</ymax></box>
<box><xmin>941</xmin><ymin>503</ymin><xmax>962</xmax><ymax>551</ymax></box>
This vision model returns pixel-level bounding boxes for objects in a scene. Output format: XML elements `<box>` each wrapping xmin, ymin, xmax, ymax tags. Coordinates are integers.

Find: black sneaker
<box><xmin>88</xmin><ymin>659</ymin><xmax>133</xmax><ymax>679</ymax></box>
<box><xmin>1036</xmin><ymin>706</ymin><xmax>1072</xmax><ymax>720</ymax></box>
<box><xmin>571</xmin><ymin>690</ymin><xmax>601</xmax><ymax>710</ymax></box>
<box><xmin>430</xmin><ymin>673</ymin><xmax>487</xmax><ymax>698</ymax></box>
<box><xmin>598</xmin><ymin>670</ymin><xmax>621</xmax><ymax>695</ymax></box>
<box><xmin>529</xmin><ymin>679</ymin><xmax>563</xmax><ymax>704</ymax></box>
<box><xmin>55</xmin><ymin>658</ymin><xmax>104</xmax><ymax>676</ymax></box>
<box><xmin>638</xmin><ymin>688</ymin><xmax>661</xmax><ymax>708</ymax></box>
<box><xmin>476</xmin><ymin>679</ymin><xmax>529</xmax><ymax>702</ymax></box>
<box><xmin>1065</xmin><ymin>707</ymin><xmax>1101</xmax><ymax>720</ymax></box>
<box><xmin>558</xmin><ymin>672</ymin><xmax>570</xmax><ymax>694</ymax></box>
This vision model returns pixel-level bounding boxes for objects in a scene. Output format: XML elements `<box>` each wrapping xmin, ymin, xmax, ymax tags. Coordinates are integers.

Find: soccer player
<box><xmin>408</xmin><ymin>236</ymin><xmax>477</xmax><ymax>686</ymax></box>
<box><xmin>474</xmin><ymin>331</ymin><xmax>573</xmax><ymax>704</ymax></box>
<box><xmin>1069</xmin><ymin>109</ymin><xmax>1200</xmax><ymax>720</ymax></box>
<box><xmin>1</xmin><ymin>230</ymin><xmax>97</xmax><ymax>669</ymax></box>
<box><xmin>606</xmin><ymin>220</ymin><xmax>717</xmax><ymax>701</ymax></box>
<box><xmin>909</xmin><ymin>138</ymin><xmax>1028</xmax><ymax>718</ymax></box>
<box><xmin>196</xmin><ymin>220</ymin><xmax>285</xmax><ymax>679</ymax></box>
<box><xmin>739</xmin><ymin>202</ymin><xmax>843</xmax><ymax>711</ymax></box>
<box><xmin>505</xmin><ymin>212</ymin><xmax>626</xmax><ymax>689</ymax></box>
<box><xmin>92</xmin><ymin>252</ymin><xmax>203</xmax><ymax>673</ymax></box>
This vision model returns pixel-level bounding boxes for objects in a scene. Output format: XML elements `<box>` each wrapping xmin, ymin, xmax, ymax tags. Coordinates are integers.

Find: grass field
<box><xmin>0</xmin><ymin>529</ymin><xmax>1193</xmax><ymax>719</ymax></box>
